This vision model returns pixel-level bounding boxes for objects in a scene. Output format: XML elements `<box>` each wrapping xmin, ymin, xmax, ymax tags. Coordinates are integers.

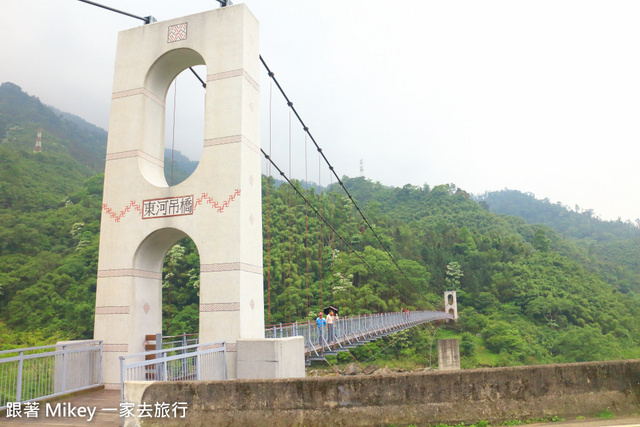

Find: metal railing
<box><xmin>265</xmin><ymin>310</ymin><xmax>453</xmax><ymax>359</ymax></box>
<box><xmin>119</xmin><ymin>341</ymin><xmax>226</xmax><ymax>399</ymax></box>
<box><xmin>0</xmin><ymin>340</ymin><xmax>102</xmax><ymax>410</ymax></box>
<box><xmin>161</xmin><ymin>333</ymin><xmax>199</xmax><ymax>350</ymax></box>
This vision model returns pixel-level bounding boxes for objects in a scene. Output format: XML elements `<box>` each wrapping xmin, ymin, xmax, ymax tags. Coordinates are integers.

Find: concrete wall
<box><xmin>124</xmin><ymin>359</ymin><xmax>640</xmax><ymax>426</ymax></box>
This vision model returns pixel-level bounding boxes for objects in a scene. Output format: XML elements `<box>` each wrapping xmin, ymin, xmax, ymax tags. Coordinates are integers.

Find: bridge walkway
<box><xmin>264</xmin><ymin>310</ymin><xmax>454</xmax><ymax>362</ymax></box>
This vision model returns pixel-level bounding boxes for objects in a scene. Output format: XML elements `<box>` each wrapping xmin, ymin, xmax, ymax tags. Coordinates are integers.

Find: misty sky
<box><xmin>1</xmin><ymin>1</ymin><xmax>639</xmax><ymax>223</ymax></box>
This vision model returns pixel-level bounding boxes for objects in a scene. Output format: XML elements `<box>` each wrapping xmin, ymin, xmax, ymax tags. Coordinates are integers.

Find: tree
<box><xmin>445</xmin><ymin>261</ymin><xmax>463</xmax><ymax>290</ymax></box>
<box><xmin>532</xmin><ymin>228</ymin><xmax>551</xmax><ymax>252</ymax></box>
<box><xmin>163</xmin><ymin>244</ymin><xmax>186</xmax><ymax>328</ymax></box>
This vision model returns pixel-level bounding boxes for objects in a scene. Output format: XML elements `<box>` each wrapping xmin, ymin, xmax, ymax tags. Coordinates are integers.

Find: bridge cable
<box><xmin>73</xmin><ymin>0</ymin><xmax>435</xmax><ymax>331</ymax></box>
<box><xmin>259</xmin><ymin>149</ymin><xmax>415</xmax><ymax>307</ymax></box>
<box><xmin>345</xmin><ymin>348</ymin><xmax>366</xmax><ymax>371</ymax></box>
<box><xmin>170</xmin><ymin>78</ymin><xmax>177</xmax><ymax>186</ymax></box>
<box><xmin>259</xmin><ymin>55</ymin><xmax>431</xmax><ymax>306</ymax></box>
<box><xmin>288</xmin><ymin>109</ymin><xmax>293</xmax><ymax>323</ymax></box>
<box><xmin>266</xmin><ymin>78</ymin><xmax>273</xmax><ymax>325</ymax></box>
<box><xmin>305</xmin><ymin>133</ymin><xmax>310</xmax><ymax>318</ymax></box>
<box><xmin>318</xmin><ymin>149</ymin><xmax>323</xmax><ymax>311</ymax></box>
<box><xmin>76</xmin><ymin>0</ymin><xmax>156</xmax><ymax>24</ymax></box>
<box><xmin>72</xmin><ymin>0</ymin><xmax>430</xmax><ymax>309</ymax></box>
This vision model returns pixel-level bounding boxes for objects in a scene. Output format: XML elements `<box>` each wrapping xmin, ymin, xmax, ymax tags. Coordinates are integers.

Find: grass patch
<box><xmin>595</xmin><ymin>408</ymin><xmax>614</xmax><ymax>419</ymax></box>
<box><xmin>474</xmin><ymin>336</ymin><xmax>499</xmax><ymax>366</ymax></box>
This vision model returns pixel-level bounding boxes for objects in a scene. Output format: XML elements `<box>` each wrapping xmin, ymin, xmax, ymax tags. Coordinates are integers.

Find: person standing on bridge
<box><xmin>316</xmin><ymin>312</ymin><xmax>326</xmax><ymax>345</ymax></box>
<box><xmin>327</xmin><ymin>310</ymin><xmax>336</xmax><ymax>344</ymax></box>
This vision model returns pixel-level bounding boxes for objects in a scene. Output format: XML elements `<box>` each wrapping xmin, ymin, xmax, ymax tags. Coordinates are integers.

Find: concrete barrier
<box><xmin>124</xmin><ymin>359</ymin><xmax>640</xmax><ymax>426</ymax></box>
<box><xmin>236</xmin><ymin>337</ymin><xmax>305</xmax><ymax>379</ymax></box>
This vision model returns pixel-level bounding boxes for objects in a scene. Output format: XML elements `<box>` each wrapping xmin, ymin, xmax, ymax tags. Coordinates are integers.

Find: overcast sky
<box><xmin>1</xmin><ymin>1</ymin><xmax>639</xmax><ymax>223</ymax></box>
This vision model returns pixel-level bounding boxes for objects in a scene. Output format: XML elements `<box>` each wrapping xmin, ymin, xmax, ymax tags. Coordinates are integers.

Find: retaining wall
<box><xmin>125</xmin><ymin>359</ymin><xmax>640</xmax><ymax>426</ymax></box>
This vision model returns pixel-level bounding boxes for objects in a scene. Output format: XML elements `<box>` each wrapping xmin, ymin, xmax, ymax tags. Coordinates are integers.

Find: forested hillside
<box><xmin>0</xmin><ymin>83</ymin><xmax>107</xmax><ymax>172</ymax></box>
<box><xmin>480</xmin><ymin>189</ymin><xmax>640</xmax><ymax>294</ymax></box>
<box><xmin>1</xmin><ymin>83</ymin><xmax>639</xmax><ymax>369</ymax></box>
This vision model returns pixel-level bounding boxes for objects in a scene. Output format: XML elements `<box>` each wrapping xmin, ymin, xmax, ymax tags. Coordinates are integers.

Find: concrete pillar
<box><xmin>438</xmin><ymin>339</ymin><xmax>460</xmax><ymax>371</ymax></box>
<box><xmin>236</xmin><ymin>337</ymin><xmax>305</xmax><ymax>379</ymax></box>
<box><xmin>94</xmin><ymin>5</ymin><xmax>262</xmax><ymax>388</ymax></box>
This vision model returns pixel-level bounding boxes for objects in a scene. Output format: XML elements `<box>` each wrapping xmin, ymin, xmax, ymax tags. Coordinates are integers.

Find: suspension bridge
<box><xmin>0</xmin><ymin>2</ymin><xmax>457</xmax><ymax>422</ymax></box>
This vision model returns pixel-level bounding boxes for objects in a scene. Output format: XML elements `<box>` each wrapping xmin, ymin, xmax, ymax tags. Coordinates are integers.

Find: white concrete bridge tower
<box><xmin>93</xmin><ymin>5</ymin><xmax>263</xmax><ymax>388</ymax></box>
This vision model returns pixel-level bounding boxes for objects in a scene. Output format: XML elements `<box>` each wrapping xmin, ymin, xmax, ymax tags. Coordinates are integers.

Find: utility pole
<box><xmin>359</xmin><ymin>159</ymin><xmax>364</xmax><ymax>177</ymax></box>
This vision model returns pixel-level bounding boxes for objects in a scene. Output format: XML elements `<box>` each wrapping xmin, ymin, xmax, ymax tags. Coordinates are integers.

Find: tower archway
<box><xmin>164</xmin><ymin>65</ymin><xmax>206</xmax><ymax>186</ymax></box>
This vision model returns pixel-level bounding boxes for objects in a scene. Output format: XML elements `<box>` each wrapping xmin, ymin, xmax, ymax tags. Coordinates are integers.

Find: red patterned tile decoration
<box><xmin>206</xmin><ymin>69</ymin><xmax>259</xmax><ymax>92</ymax></box>
<box><xmin>207</xmin><ymin>69</ymin><xmax>243</xmax><ymax>81</ymax></box>
<box><xmin>200</xmin><ymin>262</ymin><xmax>262</xmax><ymax>275</ymax></box>
<box><xmin>243</xmin><ymin>70</ymin><xmax>260</xmax><ymax>92</ymax></box>
<box><xmin>225</xmin><ymin>342</ymin><xmax>237</xmax><ymax>352</ymax></box>
<box><xmin>200</xmin><ymin>302</ymin><xmax>240</xmax><ymax>312</ymax></box>
<box><xmin>102</xmin><ymin>189</ymin><xmax>241</xmax><ymax>222</ymax></box>
<box><xmin>250</xmin><ymin>299</ymin><xmax>255</xmax><ymax>310</ymax></box>
<box><xmin>137</xmin><ymin>150</ymin><xmax>164</xmax><ymax>167</ymax></box>
<box><xmin>102</xmin><ymin>200</ymin><xmax>142</xmax><ymax>222</ymax></box>
<box><xmin>144</xmin><ymin>303</ymin><xmax>150</xmax><ymax>314</ymax></box>
<box><xmin>97</xmin><ymin>269</ymin><xmax>162</xmax><ymax>280</ymax></box>
<box><xmin>199</xmin><ymin>342</ymin><xmax>224</xmax><ymax>351</ymax></box>
<box><xmin>105</xmin><ymin>150</ymin><xmax>137</xmax><ymax>161</ymax></box>
<box><xmin>104</xmin><ymin>383</ymin><xmax>122</xmax><ymax>390</ymax></box>
<box><xmin>203</xmin><ymin>135</ymin><xmax>241</xmax><ymax>146</ymax></box>
<box><xmin>201</xmin><ymin>262</ymin><xmax>240</xmax><ymax>272</ymax></box>
<box><xmin>203</xmin><ymin>135</ymin><xmax>260</xmax><ymax>154</ymax></box>
<box><xmin>95</xmin><ymin>306</ymin><xmax>130</xmax><ymax>315</ymax></box>
<box><xmin>103</xmin><ymin>344</ymin><xmax>128</xmax><ymax>352</ymax></box>
<box><xmin>105</xmin><ymin>150</ymin><xmax>163</xmax><ymax>167</ymax></box>
<box><xmin>111</xmin><ymin>88</ymin><xmax>165</xmax><ymax>107</ymax></box>
<box><xmin>241</xmin><ymin>135</ymin><xmax>260</xmax><ymax>154</ymax></box>
<box><xmin>193</xmin><ymin>189</ymin><xmax>241</xmax><ymax>213</ymax></box>
<box><xmin>167</xmin><ymin>23</ymin><xmax>188</xmax><ymax>43</ymax></box>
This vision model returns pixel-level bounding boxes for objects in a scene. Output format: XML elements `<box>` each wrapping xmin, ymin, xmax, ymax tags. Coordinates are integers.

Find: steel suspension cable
<box><xmin>259</xmin><ymin>55</ymin><xmax>428</xmax><ymax>305</ymax></box>
<box><xmin>260</xmin><ymin>149</ymin><xmax>415</xmax><ymax>307</ymax></box>
<box><xmin>305</xmin><ymin>133</ymin><xmax>310</xmax><ymax>318</ymax></box>
<box><xmin>170</xmin><ymin>78</ymin><xmax>177</xmax><ymax>186</ymax></box>
<box><xmin>318</xmin><ymin>150</ymin><xmax>323</xmax><ymax>310</ymax></box>
<box><xmin>288</xmin><ymin>110</ymin><xmax>293</xmax><ymax>323</ymax></box>
<box><xmin>266</xmin><ymin>78</ymin><xmax>273</xmax><ymax>325</ymax></box>
<box><xmin>77</xmin><ymin>0</ymin><xmax>155</xmax><ymax>24</ymax></box>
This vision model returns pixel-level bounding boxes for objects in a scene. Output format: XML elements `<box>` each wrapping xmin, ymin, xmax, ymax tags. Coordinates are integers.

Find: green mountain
<box><xmin>0</xmin><ymin>82</ymin><xmax>107</xmax><ymax>172</ymax></box>
<box><xmin>1</xmin><ymin>83</ymin><xmax>639</xmax><ymax>369</ymax></box>
<box><xmin>478</xmin><ymin>189</ymin><xmax>640</xmax><ymax>241</ymax></box>
<box><xmin>479</xmin><ymin>189</ymin><xmax>640</xmax><ymax>294</ymax></box>
<box><xmin>164</xmin><ymin>148</ymin><xmax>198</xmax><ymax>185</ymax></box>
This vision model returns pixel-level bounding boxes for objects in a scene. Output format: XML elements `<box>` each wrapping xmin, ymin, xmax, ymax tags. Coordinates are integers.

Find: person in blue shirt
<box><xmin>316</xmin><ymin>312</ymin><xmax>326</xmax><ymax>345</ymax></box>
